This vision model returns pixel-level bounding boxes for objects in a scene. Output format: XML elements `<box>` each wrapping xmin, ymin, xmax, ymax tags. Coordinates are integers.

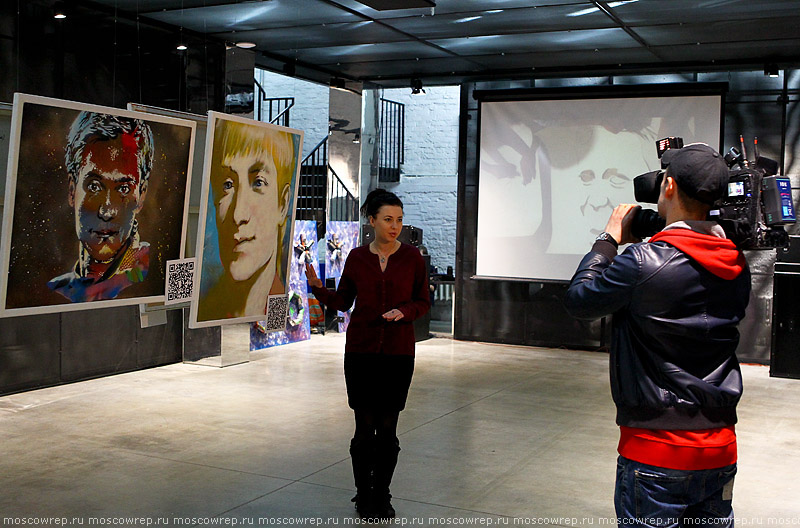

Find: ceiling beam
<box><xmin>319</xmin><ymin>0</ymin><xmax>487</xmax><ymax>71</ymax></box>
<box><xmin>123</xmin><ymin>0</ymin><xmax>259</xmax><ymax>16</ymax></box>
<box><xmin>354</xmin><ymin>0</ymin><xmax>435</xmax><ymax>10</ymax></box>
<box><xmin>355</xmin><ymin>55</ymin><xmax>800</xmax><ymax>86</ymax></box>
<box><xmin>593</xmin><ymin>1</ymin><xmax>666</xmax><ymax>63</ymax></box>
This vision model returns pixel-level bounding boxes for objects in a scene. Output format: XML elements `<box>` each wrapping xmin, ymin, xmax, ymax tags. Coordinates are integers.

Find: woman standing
<box><xmin>306</xmin><ymin>189</ymin><xmax>430</xmax><ymax>519</ymax></box>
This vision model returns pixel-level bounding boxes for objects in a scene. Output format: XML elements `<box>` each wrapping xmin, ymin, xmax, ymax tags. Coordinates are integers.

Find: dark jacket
<box><xmin>311</xmin><ymin>243</ymin><xmax>430</xmax><ymax>357</ymax></box>
<box><xmin>565</xmin><ymin>225</ymin><xmax>751</xmax><ymax>430</ymax></box>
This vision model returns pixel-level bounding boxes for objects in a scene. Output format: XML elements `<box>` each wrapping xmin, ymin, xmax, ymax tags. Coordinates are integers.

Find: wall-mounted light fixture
<box><xmin>411</xmin><ymin>78</ymin><xmax>425</xmax><ymax>95</ymax></box>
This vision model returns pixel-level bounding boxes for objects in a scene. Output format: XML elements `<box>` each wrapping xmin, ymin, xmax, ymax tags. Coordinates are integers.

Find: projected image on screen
<box><xmin>476</xmin><ymin>94</ymin><xmax>721</xmax><ymax>282</ymax></box>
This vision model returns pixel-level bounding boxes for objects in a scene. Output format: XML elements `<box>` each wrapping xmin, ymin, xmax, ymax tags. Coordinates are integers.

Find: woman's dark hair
<box><xmin>360</xmin><ymin>188</ymin><xmax>403</xmax><ymax>219</ymax></box>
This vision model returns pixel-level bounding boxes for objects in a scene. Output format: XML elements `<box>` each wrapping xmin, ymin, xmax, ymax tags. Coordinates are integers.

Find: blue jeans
<box><xmin>615</xmin><ymin>456</ymin><xmax>736</xmax><ymax>528</ymax></box>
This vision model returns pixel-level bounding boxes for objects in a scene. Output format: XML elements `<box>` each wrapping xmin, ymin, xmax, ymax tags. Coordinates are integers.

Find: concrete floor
<box><xmin>2</xmin><ymin>330</ymin><xmax>799</xmax><ymax>527</ymax></box>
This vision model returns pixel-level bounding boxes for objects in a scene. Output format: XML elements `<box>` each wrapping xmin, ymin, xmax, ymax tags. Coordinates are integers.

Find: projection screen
<box><xmin>476</xmin><ymin>90</ymin><xmax>723</xmax><ymax>282</ymax></box>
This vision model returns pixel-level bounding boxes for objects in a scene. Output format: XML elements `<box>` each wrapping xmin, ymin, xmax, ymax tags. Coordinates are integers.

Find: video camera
<box><xmin>631</xmin><ymin>136</ymin><xmax>795</xmax><ymax>250</ymax></box>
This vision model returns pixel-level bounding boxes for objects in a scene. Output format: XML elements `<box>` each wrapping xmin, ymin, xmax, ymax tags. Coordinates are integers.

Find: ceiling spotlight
<box><xmin>177</xmin><ymin>44</ymin><xmax>188</xmax><ymax>51</ymax></box>
<box><xmin>236</xmin><ymin>42</ymin><xmax>257</xmax><ymax>49</ymax></box>
<box><xmin>53</xmin><ymin>1</ymin><xmax>67</xmax><ymax>19</ymax></box>
<box><xmin>410</xmin><ymin>78</ymin><xmax>425</xmax><ymax>95</ymax></box>
<box><xmin>764</xmin><ymin>63</ymin><xmax>780</xmax><ymax>78</ymax></box>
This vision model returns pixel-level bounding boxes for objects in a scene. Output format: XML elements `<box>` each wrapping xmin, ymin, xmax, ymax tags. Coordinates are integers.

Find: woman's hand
<box><xmin>382</xmin><ymin>308</ymin><xmax>404</xmax><ymax>322</ymax></box>
<box><xmin>305</xmin><ymin>263</ymin><xmax>323</xmax><ymax>289</ymax></box>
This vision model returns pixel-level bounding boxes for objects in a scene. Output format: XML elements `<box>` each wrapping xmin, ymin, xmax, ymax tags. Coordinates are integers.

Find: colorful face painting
<box><xmin>251</xmin><ymin>219</ymin><xmax>318</xmax><ymax>350</ymax></box>
<box><xmin>326</xmin><ymin>221</ymin><xmax>359</xmax><ymax>279</ymax></box>
<box><xmin>191</xmin><ymin>112</ymin><xmax>303</xmax><ymax>328</ymax></box>
<box><xmin>0</xmin><ymin>94</ymin><xmax>195</xmax><ymax>317</ymax></box>
<box><xmin>327</xmin><ymin>221</ymin><xmax>360</xmax><ymax>332</ymax></box>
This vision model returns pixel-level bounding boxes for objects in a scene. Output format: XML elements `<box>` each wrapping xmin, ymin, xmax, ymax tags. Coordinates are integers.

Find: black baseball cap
<box><xmin>660</xmin><ymin>143</ymin><xmax>729</xmax><ymax>205</ymax></box>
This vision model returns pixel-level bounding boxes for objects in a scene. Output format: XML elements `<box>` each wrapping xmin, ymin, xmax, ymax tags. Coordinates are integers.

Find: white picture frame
<box><xmin>0</xmin><ymin>93</ymin><xmax>196</xmax><ymax>317</ymax></box>
<box><xmin>189</xmin><ymin>111</ymin><xmax>303</xmax><ymax>329</ymax></box>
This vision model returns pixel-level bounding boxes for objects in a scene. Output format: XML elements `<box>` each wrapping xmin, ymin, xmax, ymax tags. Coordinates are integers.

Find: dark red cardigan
<box><xmin>311</xmin><ymin>243</ymin><xmax>430</xmax><ymax>356</ymax></box>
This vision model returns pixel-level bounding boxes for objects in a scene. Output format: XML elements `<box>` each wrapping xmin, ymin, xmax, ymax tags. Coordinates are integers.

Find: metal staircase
<box><xmin>297</xmin><ymin>136</ymin><xmax>358</xmax><ymax>237</ymax></box>
<box><xmin>255</xmin><ymin>79</ymin><xmax>294</xmax><ymax>126</ymax></box>
<box><xmin>253</xmin><ymin>80</ymin><xmax>359</xmax><ymax>233</ymax></box>
<box><xmin>297</xmin><ymin>137</ymin><xmax>328</xmax><ymax>226</ymax></box>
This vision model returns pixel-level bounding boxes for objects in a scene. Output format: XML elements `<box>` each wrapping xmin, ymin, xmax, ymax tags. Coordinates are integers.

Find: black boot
<box><xmin>372</xmin><ymin>437</ymin><xmax>400</xmax><ymax>519</ymax></box>
<box><xmin>349</xmin><ymin>436</ymin><xmax>375</xmax><ymax>518</ymax></box>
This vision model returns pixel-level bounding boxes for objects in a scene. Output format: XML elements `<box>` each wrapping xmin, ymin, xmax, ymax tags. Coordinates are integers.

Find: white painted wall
<box><xmin>380</xmin><ymin>86</ymin><xmax>460</xmax><ymax>274</ymax></box>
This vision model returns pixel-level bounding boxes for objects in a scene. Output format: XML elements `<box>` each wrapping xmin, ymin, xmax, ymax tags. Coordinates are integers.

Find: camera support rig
<box><xmin>714</xmin><ymin>136</ymin><xmax>795</xmax><ymax>250</ymax></box>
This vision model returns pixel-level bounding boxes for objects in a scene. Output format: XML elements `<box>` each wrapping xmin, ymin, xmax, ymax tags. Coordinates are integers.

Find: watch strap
<box><xmin>595</xmin><ymin>231</ymin><xmax>619</xmax><ymax>249</ymax></box>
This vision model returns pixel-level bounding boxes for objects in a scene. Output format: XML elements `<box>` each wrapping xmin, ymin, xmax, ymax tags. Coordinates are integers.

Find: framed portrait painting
<box><xmin>190</xmin><ymin>112</ymin><xmax>303</xmax><ymax>328</ymax></box>
<box><xmin>0</xmin><ymin>94</ymin><xmax>195</xmax><ymax>317</ymax></box>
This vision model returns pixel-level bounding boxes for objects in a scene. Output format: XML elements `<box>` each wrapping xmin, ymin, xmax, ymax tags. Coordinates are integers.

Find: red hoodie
<box><xmin>649</xmin><ymin>229</ymin><xmax>747</xmax><ymax>280</ymax></box>
<box><xmin>618</xmin><ymin>227</ymin><xmax>745</xmax><ymax>470</ymax></box>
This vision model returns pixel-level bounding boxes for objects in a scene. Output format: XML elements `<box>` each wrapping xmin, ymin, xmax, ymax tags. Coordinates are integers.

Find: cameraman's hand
<box><xmin>605</xmin><ymin>204</ymin><xmax>642</xmax><ymax>246</ymax></box>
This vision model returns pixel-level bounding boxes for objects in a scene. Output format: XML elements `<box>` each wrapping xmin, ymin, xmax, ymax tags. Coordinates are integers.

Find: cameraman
<box><xmin>564</xmin><ymin>144</ymin><xmax>751</xmax><ymax>525</ymax></box>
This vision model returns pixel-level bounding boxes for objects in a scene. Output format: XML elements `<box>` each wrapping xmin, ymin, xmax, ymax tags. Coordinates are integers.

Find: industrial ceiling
<box><xmin>74</xmin><ymin>0</ymin><xmax>800</xmax><ymax>86</ymax></box>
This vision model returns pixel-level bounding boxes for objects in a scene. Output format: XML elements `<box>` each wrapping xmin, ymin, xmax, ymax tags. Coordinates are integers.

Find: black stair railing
<box><xmin>254</xmin><ymin>79</ymin><xmax>294</xmax><ymax>127</ymax></box>
<box><xmin>328</xmin><ymin>165</ymin><xmax>359</xmax><ymax>222</ymax></box>
<box><xmin>298</xmin><ymin>136</ymin><xmax>328</xmax><ymax>225</ymax></box>
<box><xmin>379</xmin><ymin>98</ymin><xmax>404</xmax><ymax>182</ymax></box>
<box><xmin>298</xmin><ymin>136</ymin><xmax>359</xmax><ymax>229</ymax></box>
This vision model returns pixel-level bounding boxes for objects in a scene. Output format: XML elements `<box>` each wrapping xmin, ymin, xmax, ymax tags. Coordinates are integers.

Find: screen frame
<box><xmin>471</xmin><ymin>82</ymin><xmax>728</xmax><ymax>283</ymax></box>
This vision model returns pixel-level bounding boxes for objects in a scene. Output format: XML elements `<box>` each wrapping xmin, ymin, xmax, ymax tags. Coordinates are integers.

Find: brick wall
<box><xmin>380</xmin><ymin>86</ymin><xmax>459</xmax><ymax>274</ymax></box>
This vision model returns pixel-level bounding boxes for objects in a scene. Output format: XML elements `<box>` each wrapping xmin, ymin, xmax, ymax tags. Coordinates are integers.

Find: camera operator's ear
<box><xmin>663</xmin><ymin>176</ymin><xmax>678</xmax><ymax>199</ymax></box>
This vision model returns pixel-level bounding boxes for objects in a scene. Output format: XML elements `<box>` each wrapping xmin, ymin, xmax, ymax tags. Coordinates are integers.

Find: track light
<box><xmin>764</xmin><ymin>63</ymin><xmax>780</xmax><ymax>78</ymax></box>
<box><xmin>410</xmin><ymin>78</ymin><xmax>425</xmax><ymax>95</ymax></box>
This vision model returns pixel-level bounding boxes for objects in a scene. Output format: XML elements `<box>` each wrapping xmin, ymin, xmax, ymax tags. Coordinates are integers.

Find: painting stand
<box><xmin>181</xmin><ymin>309</ymin><xmax>249</xmax><ymax>367</ymax></box>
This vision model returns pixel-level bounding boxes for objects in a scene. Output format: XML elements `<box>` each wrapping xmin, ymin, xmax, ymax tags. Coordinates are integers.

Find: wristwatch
<box><xmin>595</xmin><ymin>231</ymin><xmax>619</xmax><ymax>249</ymax></box>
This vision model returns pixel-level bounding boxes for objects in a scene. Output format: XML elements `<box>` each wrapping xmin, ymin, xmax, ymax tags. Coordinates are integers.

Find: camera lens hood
<box><xmin>633</xmin><ymin>170</ymin><xmax>664</xmax><ymax>204</ymax></box>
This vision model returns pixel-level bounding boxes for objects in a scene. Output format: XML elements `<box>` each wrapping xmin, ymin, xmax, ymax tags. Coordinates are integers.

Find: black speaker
<box><xmin>771</xmin><ymin>237</ymin><xmax>800</xmax><ymax>379</ymax></box>
<box><xmin>413</xmin><ymin>254</ymin><xmax>432</xmax><ymax>342</ymax></box>
<box><xmin>361</xmin><ymin>225</ymin><xmax>423</xmax><ymax>246</ymax></box>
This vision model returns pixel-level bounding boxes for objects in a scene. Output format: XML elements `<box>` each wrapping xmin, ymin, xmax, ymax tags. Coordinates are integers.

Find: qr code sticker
<box><xmin>165</xmin><ymin>258</ymin><xmax>196</xmax><ymax>306</ymax></box>
<box><xmin>265</xmin><ymin>295</ymin><xmax>288</xmax><ymax>333</ymax></box>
